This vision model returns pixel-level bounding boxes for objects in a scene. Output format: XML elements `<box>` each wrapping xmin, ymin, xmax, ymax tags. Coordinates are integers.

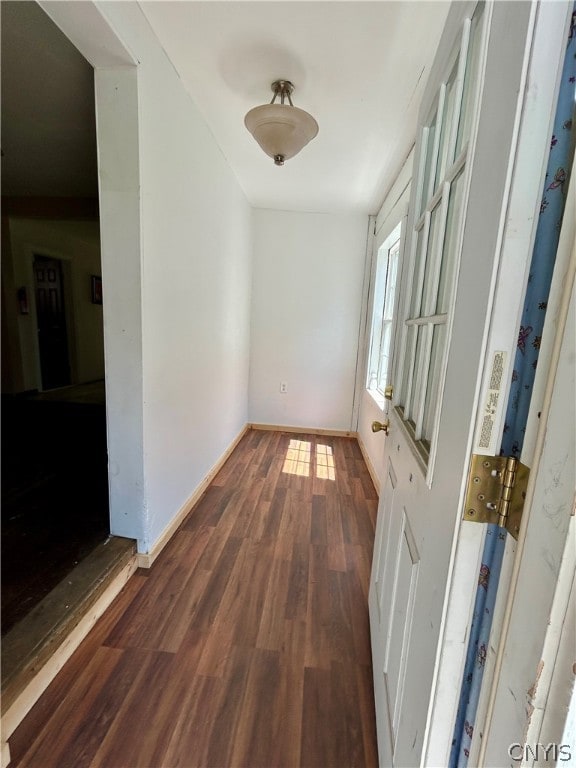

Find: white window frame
<box><xmin>366</xmin><ymin>221</ymin><xmax>403</xmax><ymax>409</ymax></box>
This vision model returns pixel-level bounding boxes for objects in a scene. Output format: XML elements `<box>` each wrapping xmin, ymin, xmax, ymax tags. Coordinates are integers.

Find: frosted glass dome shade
<box><xmin>244</xmin><ymin>103</ymin><xmax>319</xmax><ymax>166</ymax></box>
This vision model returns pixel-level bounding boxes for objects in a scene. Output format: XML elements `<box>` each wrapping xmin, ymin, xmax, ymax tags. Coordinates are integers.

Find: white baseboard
<box><xmin>249</xmin><ymin>423</ymin><xmax>357</xmax><ymax>438</ymax></box>
<box><xmin>357</xmin><ymin>432</ymin><xmax>381</xmax><ymax>495</ymax></box>
<box><xmin>1</xmin><ymin>741</ymin><xmax>10</xmax><ymax>768</ymax></box>
<box><xmin>137</xmin><ymin>424</ymin><xmax>250</xmax><ymax>569</ymax></box>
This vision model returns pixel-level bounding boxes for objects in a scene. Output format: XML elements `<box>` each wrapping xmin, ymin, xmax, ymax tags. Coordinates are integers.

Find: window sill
<box><xmin>366</xmin><ymin>387</ymin><xmax>386</xmax><ymax>411</ymax></box>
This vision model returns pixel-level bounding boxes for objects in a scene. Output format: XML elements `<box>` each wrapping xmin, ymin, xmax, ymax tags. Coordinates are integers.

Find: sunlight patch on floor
<box><xmin>316</xmin><ymin>444</ymin><xmax>335</xmax><ymax>481</ymax></box>
<box><xmin>282</xmin><ymin>440</ymin><xmax>336</xmax><ymax>480</ymax></box>
<box><xmin>282</xmin><ymin>439</ymin><xmax>311</xmax><ymax>476</ymax></box>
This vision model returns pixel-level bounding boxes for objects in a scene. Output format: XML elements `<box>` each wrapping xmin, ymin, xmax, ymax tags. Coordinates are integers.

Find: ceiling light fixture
<box><xmin>244</xmin><ymin>80</ymin><xmax>319</xmax><ymax>166</ymax></box>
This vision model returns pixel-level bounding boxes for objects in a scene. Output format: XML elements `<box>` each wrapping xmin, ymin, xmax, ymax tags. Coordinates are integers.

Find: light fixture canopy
<box><xmin>244</xmin><ymin>80</ymin><xmax>319</xmax><ymax>166</ymax></box>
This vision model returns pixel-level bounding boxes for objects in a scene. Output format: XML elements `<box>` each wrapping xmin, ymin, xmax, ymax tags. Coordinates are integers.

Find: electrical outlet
<box><xmin>280</xmin><ymin>382</ymin><xmax>287</xmax><ymax>393</ymax></box>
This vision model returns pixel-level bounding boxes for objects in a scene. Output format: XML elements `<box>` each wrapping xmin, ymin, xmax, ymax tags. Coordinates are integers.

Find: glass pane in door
<box><xmin>410</xmin><ymin>224</ymin><xmax>428</xmax><ymax>318</ymax></box>
<box><xmin>420</xmin><ymin>112</ymin><xmax>438</xmax><ymax>214</ymax></box>
<box><xmin>422</xmin><ymin>323</ymin><xmax>447</xmax><ymax>446</ymax></box>
<box><xmin>434</xmin><ymin>62</ymin><xmax>459</xmax><ymax>192</ymax></box>
<box><xmin>407</xmin><ymin>324</ymin><xmax>425</xmax><ymax>423</ymax></box>
<box><xmin>456</xmin><ymin>4</ymin><xmax>485</xmax><ymax>155</ymax></box>
<box><xmin>421</xmin><ymin>200</ymin><xmax>444</xmax><ymax>316</ymax></box>
<box><xmin>437</xmin><ymin>170</ymin><xmax>465</xmax><ymax>313</ymax></box>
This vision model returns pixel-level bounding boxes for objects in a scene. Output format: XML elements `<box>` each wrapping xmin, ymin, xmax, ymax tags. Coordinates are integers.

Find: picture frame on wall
<box><xmin>91</xmin><ymin>275</ymin><xmax>103</xmax><ymax>305</ymax></box>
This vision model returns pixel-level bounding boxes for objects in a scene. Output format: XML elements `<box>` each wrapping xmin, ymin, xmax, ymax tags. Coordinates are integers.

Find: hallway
<box><xmin>9</xmin><ymin>428</ymin><xmax>379</xmax><ymax>767</ymax></box>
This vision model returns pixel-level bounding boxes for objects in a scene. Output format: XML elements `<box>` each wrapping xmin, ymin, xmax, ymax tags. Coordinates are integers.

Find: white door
<box><xmin>368</xmin><ymin>2</ymin><xmax>569</xmax><ymax>765</ymax></box>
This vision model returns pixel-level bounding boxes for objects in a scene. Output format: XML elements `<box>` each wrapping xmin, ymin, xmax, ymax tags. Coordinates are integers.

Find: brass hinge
<box><xmin>462</xmin><ymin>454</ymin><xmax>529</xmax><ymax>540</ymax></box>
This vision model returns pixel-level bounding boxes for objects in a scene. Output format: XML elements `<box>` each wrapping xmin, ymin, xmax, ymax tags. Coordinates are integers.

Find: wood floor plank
<box><xmin>255</xmin><ymin>551</ymin><xmax>292</xmax><ymax>652</ymax></box>
<box><xmin>182</xmin><ymin>485</ymin><xmax>235</xmax><ymax>532</ymax></box>
<box><xmin>88</xmin><ymin>649</ymin><xmax>176</xmax><ymax>768</ymax></box>
<box><xmin>269</xmin><ymin>653</ymin><xmax>305</xmax><ymax>767</ymax></box>
<box><xmin>285</xmin><ymin>541</ymin><xmax>310</xmax><ymax>621</ymax></box>
<box><xmin>46</xmin><ymin>648</ymin><xmax>168</xmax><ymax>768</ymax></box>
<box><xmin>228</xmin><ymin>648</ymin><xmax>283</xmax><ymax>767</ymax></box>
<box><xmin>227</xmin><ymin>477</ymin><xmax>266</xmax><ymax>540</ymax></box>
<box><xmin>347</xmin><ymin>559</ymin><xmax>374</xmax><ymax>667</ymax></box>
<box><xmin>189</xmin><ymin>535</ymin><xmax>244</xmax><ymax>633</ymax></box>
<box><xmin>327</xmin><ymin>569</ymin><xmax>358</xmax><ymax>663</ymax></box>
<box><xmin>210</xmin><ymin>537</ymin><xmax>273</xmax><ymax>648</ymax></box>
<box><xmin>204</xmin><ymin>647</ymin><xmax>254</xmax><ymax>768</ymax></box>
<box><xmin>161</xmin><ymin>673</ymin><xmax>225</xmax><ymax>767</ymax></box>
<box><xmin>9</xmin><ymin>429</ymin><xmax>378</xmax><ymax>768</ymax></box>
<box><xmin>326</xmin><ymin>487</ymin><xmax>348</xmax><ymax>572</ymax></box>
<box><xmin>6</xmin><ymin>572</ymin><xmax>148</xmax><ymax>764</ymax></box>
<box><xmin>194</xmin><ymin>622</ymin><xmax>235</xmax><ymax>679</ymax></box>
<box><xmin>258</xmin><ymin>485</ymin><xmax>286</xmax><ymax>541</ymax></box>
<box><xmin>286</xmin><ymin>488</ymin><xmax>312</xmax><ymax>547</ymax></box>
<box><xmin>103</xmin><ymin>528</ymin><xmax>213</xmax><ymax>651</ymax></box>
<box><xmin>331</xmin><ymin>659</ymin><xmax>368</xmax><ymax>767</ymax></box>
<box><xmin>305</xmin><ymin>544</ymin><xmax>332</xmax><ymax>670</ymax></box>
<box><xmin>14</xmin><ymin>645</ymin><xmax>125</xmax><ymax>768</ymax></box>
<box><xmin>300</xmin><ymin>666</ymin><xmax>334</xmax><ymax>767</ymax></box>
<box><xmin>149</xmin><ymin>567</ymin><xmax>212</xmax><ymax>653</ymax></box>
<box><xmin>311</xmin><ymin>494</ymin><xmax>328</xmax><ymax>544</ymax></box>
<box><xmin>356</xmin><ymin>660</ymin><xmax>380</xmax><ymax>768</ymax></box>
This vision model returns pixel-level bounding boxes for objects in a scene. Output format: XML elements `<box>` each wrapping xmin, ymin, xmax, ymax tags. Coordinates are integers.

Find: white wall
<box><xmin>2</xmin><ymin>217</ymin><xmax>104</xmax><ymax>392</ymax></box>
<box><xmin>357</xmin><ymin>150</ymin><xmax>413</xmax><ymax>490</ymax></box>
<box><xmin>96</xmin><ymin>3</ymin><xmax>252</xmax><ymax>551</ymax></box>
<box><xmin>42</xmin><ymin>1</ymin><xmax>253</xmax><ymax>551</ymax></box>
<box><xmin>249</xmin><ymin>209</ymin><xmax>368</xmax><ymax>431</ymax></box>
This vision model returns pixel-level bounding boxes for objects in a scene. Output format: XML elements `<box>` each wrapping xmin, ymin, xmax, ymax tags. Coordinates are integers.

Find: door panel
<box><xmin>385</xmin><ymin>509</ymin><xmax>419</xmax><ymax>741</ymax></box>
<box><xmin>374</xmin><ymin>461</ymin><xmax>396</xmax><ymax>622</ymax></box>
<box><xmin>368</xmin><ymin>2</ymin><xmax>537</xmax><ymax>764</ymax></box>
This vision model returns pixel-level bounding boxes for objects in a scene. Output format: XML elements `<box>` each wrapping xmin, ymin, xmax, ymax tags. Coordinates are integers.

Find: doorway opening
<box><xmin>1</xmin><ymin>1</ymin><xmax>110</xmax><ymax>638</ymax></box>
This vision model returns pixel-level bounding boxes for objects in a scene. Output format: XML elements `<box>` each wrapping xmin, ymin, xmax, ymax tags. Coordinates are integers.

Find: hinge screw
<box><xmin>467</xmin><ymin>509</ymin><xmax>475</xmax><ymax>516</ymax></box>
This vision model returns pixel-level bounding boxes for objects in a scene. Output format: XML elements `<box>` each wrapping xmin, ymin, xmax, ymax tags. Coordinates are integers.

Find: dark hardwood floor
<box><xmin>9</xmin><ymin>428</ymin><xmax>379</xmax><ymax>768</ymax></box>
<box><xmin>2</xmin><ymin>383</ymin><xmax>110</xmax><ymax>634</ymax></box>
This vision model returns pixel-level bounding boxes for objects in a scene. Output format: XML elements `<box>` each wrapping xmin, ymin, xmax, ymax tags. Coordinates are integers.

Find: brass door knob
<box><xmin>371</xmin><ymin>420</ymin><xmax>390</xmax><ymax>435</ymax></box>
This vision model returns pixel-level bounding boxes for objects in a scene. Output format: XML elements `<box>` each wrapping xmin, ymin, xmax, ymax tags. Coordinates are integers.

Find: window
<box><xmin>366</xmin><ymin>223</ymin><xmax>401</xmax><ymax>406</ymax></box>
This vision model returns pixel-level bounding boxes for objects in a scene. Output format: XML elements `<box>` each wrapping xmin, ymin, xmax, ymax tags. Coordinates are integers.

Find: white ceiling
<box><xmin>1</xmin><ymin>1</ymin><xmax>450</xmax><ymax>215</ymax></box>
<box><xmin>140</xmin><ymin>1</ymin><xmax>450</xmax><ymax>214</ymax></box>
